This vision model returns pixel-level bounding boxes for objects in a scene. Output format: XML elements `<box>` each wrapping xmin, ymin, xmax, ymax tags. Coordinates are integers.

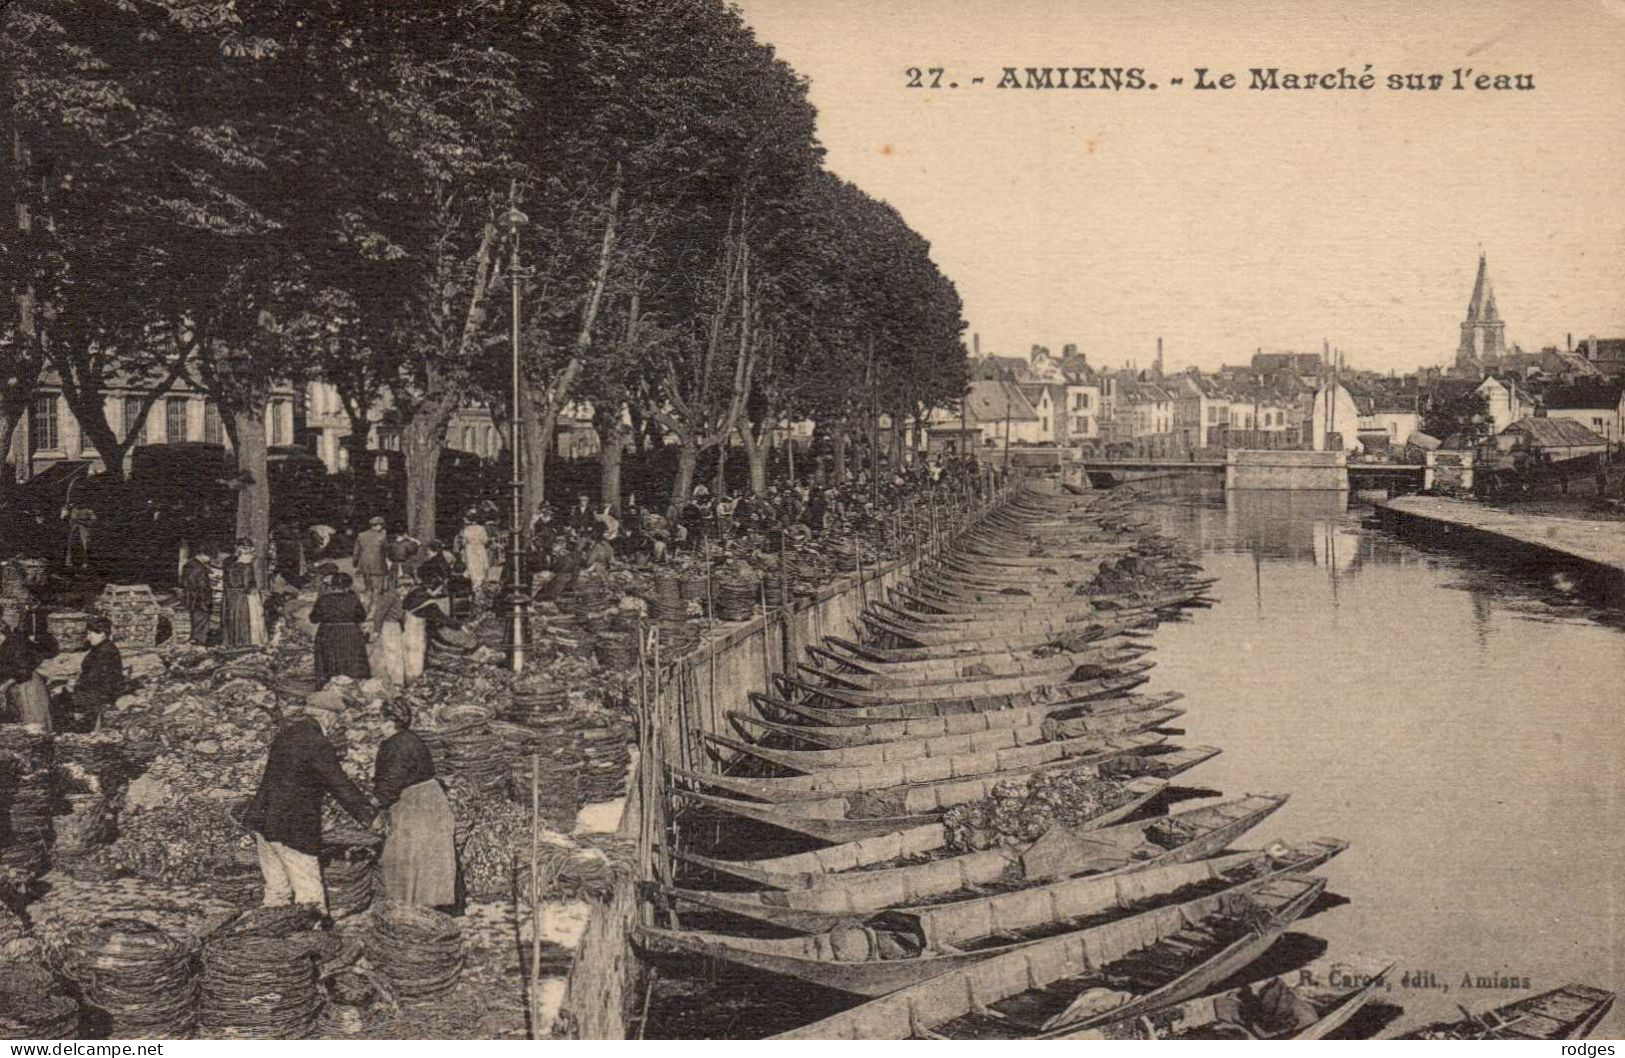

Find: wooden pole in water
<box><xmin>759</xmin><ymin>575</ymin><xmax>773</xmax><ymax>691</ymax></box>
<box><xmin>528</xmin><ymin>752</ymin><xmax>542</xmax><ymax>1037</ymax></box>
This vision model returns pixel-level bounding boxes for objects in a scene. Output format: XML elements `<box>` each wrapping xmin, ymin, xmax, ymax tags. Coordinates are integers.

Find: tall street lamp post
<box><xmin>502</xmin><ymin>203</ymin><xmax>531</xmax><ymax>673</ymax></box>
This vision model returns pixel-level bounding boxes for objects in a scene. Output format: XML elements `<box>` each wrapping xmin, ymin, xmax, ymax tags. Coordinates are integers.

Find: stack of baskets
<box><xmin>0</xmin><ymin>727</ymin><xmax>54</xmax><ymax>877</ymax></box>
<box><xmin>96</xmin><ymin>584</ymin><xmax>164</xmax><ymax>649</ymax></box>
<box><xmin>678</xmin><ymin>571</ymin><xmax>709</xmax><ymax>605</ymax></box>
<box><xmin>647</xmin><ymin>576</ymin><xmax>692</xmax><ymax>655</ymax></box>
<box><xmin>321</xmin><ymin>837</ymin><xmax>379</xmax><ymax>920</ymax></box>
<box><xmin>68</xmin><ymin>920</ymin><xmax>198</xmax><ymax>1038</ymax></box>
<box><xmin>366</xmin><ymin>904</ymin><xmax>463</xmax><ymax>1002</ymax></box>
<box><xmin>423</xmin><ymin>706</ymin><xmax>508</xmax><ymax>795</ymax></box>
<box><xmin>510</xmin><ymin>753</ymin><xmax>583</xmax><ymax>831</ymax></box>
<box><xmin>577</xmin><ymin>717</ymin><xmax>635</xmax><ymax>803</ymax></box>
<box><xmin>198</xmin><ymin>932</ymin><xmax>324</xmax><ymax>1039</ymax></box>
<box><xmin>211</xmin><ymin>861</ymin><xmax>266</xmax><ymax>908</ymax></box>
<box><xmin>505</xmin><ymin>682</ymin><xmax>569</xmax><ymax>723</ymax></box>
<box><xmin>713</xmin><ymin>573</ymin><xmax>758</xmax><ymax>623</ymax></box>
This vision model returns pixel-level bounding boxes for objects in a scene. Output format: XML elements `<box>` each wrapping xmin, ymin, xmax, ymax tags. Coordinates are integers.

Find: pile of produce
<box><xmin>459</xmin><ymin>800</ymin><xmax>531</xmax><ymax>900</ymax></box>
<box><xmin>941</xmin><ymin>768</ymin><xmax>1139</xmax><ymax>853</ymax></box>
<box><xmin>100</xmin><ymin>801</ymin><xmax>251</xmax><ymax>885</ymax></box>
<box><xmin>63</xmin><ymin>919</ymin><xmax>198</xmax><ymax>1037</ymax></box>
<box><xmin>366</xmin><ymin>903</ymin><xmax>463</xmax><ymax>1001</ymax></box>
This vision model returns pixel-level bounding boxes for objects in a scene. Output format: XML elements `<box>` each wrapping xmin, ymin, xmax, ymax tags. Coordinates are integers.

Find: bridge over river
<box><xmin>1082</xmin><ymin>450</ymin><xmax>1443</xmax><ymax>492</ymax></box>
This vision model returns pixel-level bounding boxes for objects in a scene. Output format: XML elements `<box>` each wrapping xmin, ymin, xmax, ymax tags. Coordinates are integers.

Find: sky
<box><xmin>732</xmin><ymin>0</ymin><xmax>1625</xmax><ymax>375</ymax></box>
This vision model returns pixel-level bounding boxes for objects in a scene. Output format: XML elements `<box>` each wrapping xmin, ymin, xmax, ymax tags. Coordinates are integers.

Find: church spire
<box><xmin>1465</xmin><ymin>252</ymin><xmax>1490</xmax><ymax>321</ymax></box>
<box><xmin>1456</xmin><ymin>251</ymin><xmax>1507</xmax><ymax>375</ymax></box>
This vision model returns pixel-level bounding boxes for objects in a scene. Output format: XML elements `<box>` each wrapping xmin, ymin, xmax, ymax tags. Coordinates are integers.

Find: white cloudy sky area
<box><xmin>731</xmin><ymin>0</ymin><xmax>1625</xmax><ymax>374</ymax></box>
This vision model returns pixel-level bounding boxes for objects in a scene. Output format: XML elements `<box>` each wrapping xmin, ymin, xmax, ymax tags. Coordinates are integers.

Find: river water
<box><xmin>1135</xmin><ymin>480</ymin><xmax>1623</xmax><ymax>1037</ymax></box>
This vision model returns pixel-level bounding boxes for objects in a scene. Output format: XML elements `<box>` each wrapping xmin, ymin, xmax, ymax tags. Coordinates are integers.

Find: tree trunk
<box><xmin>342</xmin><ymin>411</ymin><xmax>372</xmax><ymax>471</ymax></box>
<box><xmin>0</xmin><ymin>407</ymin><xmax>19</xmax><ymax>505</ymax></box>
<box><xmin>232</xmin><ymin>406</ymin><xmax>271</xmax><ymax>581</ymax></box>
<box><xmin>713</xmin><ymin>437</ymin><xmax>729</xmax><ymax>497</ymax></box>
<box><xmin>70</xmin><ymin>400</ymin><xmax>131</xmax><ymax>482</ymax></box>
<box><xmin>599</xmin><ymin>427</ymin><xmax>624</xmax><ymax>515</ymax></box>
<box><xmin>403</xmin><ymin>411</ymin><xmax>446</xmax><ymax>544</ymax></box>
<box><xmin>670</xmin><ymin>437</ymin><xmax>700</xmax><ymax>518</ymax></box>
<box><xmin>740</xmin><ymin>424</ymin><xmax>769</xmax><ymax>495</ymax></box>
<box><xmin>832</xmin><ymin>428</ymin><xmax>848</xmax><ymax>483</ymax></box>
<box><xmin>518</xmin><ymin>376</ymin><xmax>550</xmax><ymax>531</ymax></box>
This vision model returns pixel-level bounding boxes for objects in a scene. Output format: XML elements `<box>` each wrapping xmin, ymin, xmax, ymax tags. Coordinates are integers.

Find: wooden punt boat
<box><xmin>780</xmin><ymin>663</ymin><xmax>1154</xmax><ymax>712</ymax></box>
<box><xmin>819</xmin><ymin>630</ymin><xmax>1150</xmax><ymax>669</ymax></box>
<box><xmin>774</xmin><ymin>670</ymin><xmax>1153</xmax><ymax>721</ymax></box>
<box><xmin>713</xmin><ymin>706</ymin><xmax>1185</xmax><ymax>772</ymax></box>
<box><xmin>1398</xmin><ymin>984</ymin><xmax>1616</xmax><ymax>1039</ymax></box>
<box><xmin>902</xmin><ymin>576</ymin><xmax>1217</xmax><ymax>611</ymax></box>
<box><xmin>742</xmin><ymin>690</ymin><xmax>1184</xmax><ymax>748</ymax></box>
<box><xmin>1064</xmin><ymin>955</ymin><xmax>1394</xmax><ymax>1040</ymax></box>
<box><xmin>843</xmin><ymin>619</ymin><xmax>1155</xmax><ymax>663</ymax></box>
<box><xmin>786</xmin><ymin>655</ymin><xmax>1152</xmax><ymax>708</ymax></box>
<box><xmin>773</xmin><ymin>873</ymin><xmax>1328</xmax><ymax>1038</ymax></box>
<box><xmin>871</xmin><ymin>598</ymin><xmax>1123</xmax><ymax>629</ymax></box>
<box><xmin>673</xmin><ymin>732</ymin><xmax>1166</xmax><ymax>803</ymax></box>
<box><xmin>671</xmin><ymin>792</ymin><xmax>1291</xmax><ymax>923</ymax></box>
<box><xmin>644</xmin><ymin>846</ymin><xmax>1337</xmax><ymax>997</ymax></box>
<box><xmin>800</xmin><ymin>643</ymin><xmax>1150</xmax><ymax>690</ymax></box>
<box><xmin>862</xmin><ymin>611</ymin><xmax>1158</xmax><ymax>650</ymax></box>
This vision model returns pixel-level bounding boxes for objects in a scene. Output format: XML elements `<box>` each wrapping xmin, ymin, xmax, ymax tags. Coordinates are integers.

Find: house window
<box><xmin>166</xmin><ymin>398</ymin><xmax>188</xmax><ymax>443</ymax></box>
<box><xmin>1041</xmin><ymin>417</ymin><xmax>1049</xmax><ymax>433</ymax></box>
<box><xmin>204</xmin><ymin>402</ymin><xmax>224</xmax><ymax>444</ymax></box>
<box><xmin>270</xmin><ymin>402</ymin><xmax>291</xmax><ymax>446</ymax></box>
<box><xmin>124</xmin><ymin>397</ymin><xmax>146</xmax><ymax>444</ymax></box>
<box><xmin>30</xmin><ymin>395</ymin><xmax>59</xmax><ymax>451</ymax></box>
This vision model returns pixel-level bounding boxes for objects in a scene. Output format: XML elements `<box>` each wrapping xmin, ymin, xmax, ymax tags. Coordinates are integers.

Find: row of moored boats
<box><xmin>635</xmin><ymin>483</ymin><xmax>1616</xmax><ymax>1041</ymax></box>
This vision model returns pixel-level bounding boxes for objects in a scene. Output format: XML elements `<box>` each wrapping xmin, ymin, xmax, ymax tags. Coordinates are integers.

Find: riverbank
<box><xmin>1377</xmin><ymin>495</ymin><xmax>1625</xmax><ymax>606</ymax></box>
<box><xmin>1136</xmin><ymin>484</ymin><xmax>1622</xmax><ymax>1038</ymax></box>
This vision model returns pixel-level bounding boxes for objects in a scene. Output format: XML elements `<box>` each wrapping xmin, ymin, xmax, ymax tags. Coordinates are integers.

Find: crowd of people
<box><xmin>1</xmin><ymin>447</ymin><xmax>998</xmax><ymax>921</ymax></box>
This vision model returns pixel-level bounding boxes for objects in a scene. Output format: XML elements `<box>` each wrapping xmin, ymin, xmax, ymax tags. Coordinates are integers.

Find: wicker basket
<box><xmin>46</xmin><ymin>611</ymin><xmax>90</xmax><ymax>652</ymax></box>
<box><xmin>97</xmin><ymin>584</ymin><xmax>163</xmax><ymax>648</ymax></box>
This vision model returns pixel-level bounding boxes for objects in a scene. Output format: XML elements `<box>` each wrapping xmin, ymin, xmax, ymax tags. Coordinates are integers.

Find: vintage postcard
<box><xmin>0</xmin><ymin>0</ymin><xmax>1619</xmax><ymax>1044</ymax></box>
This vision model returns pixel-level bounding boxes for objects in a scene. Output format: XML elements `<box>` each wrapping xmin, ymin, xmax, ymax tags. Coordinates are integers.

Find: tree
<box><xmin>1421</xmin><ymin>389</ymin><xmax>1493</xmax><ymax>447</ymax></box>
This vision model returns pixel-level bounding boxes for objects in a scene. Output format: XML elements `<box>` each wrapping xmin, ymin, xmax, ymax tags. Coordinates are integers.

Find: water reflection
<box><xmin>1135</xmin><ymin>481</ymin><xmax>1624</xmax><ymax>1038</ymax></box>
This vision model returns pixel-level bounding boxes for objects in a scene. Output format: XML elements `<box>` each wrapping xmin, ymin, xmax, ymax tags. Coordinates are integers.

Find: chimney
<box><xmin>1566</xmin><ymin>333</ymin><xmax>1572</xmax><ymax>352</ymax></box>
<box><xmin>1588</xmin><ymin>335</ymin><xmax>1598</xmax><ymax>359</ymax></box>
<box><xmin>1155</xmin><ymin>337</ymin><xmax>1164</xmax><ymax>375</ymax></box>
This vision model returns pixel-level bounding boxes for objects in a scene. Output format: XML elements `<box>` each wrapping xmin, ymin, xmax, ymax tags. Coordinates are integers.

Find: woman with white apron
<box><xmin>456</xmin><ymin>515</ymin><xmax>490</xmax><ymax>589</ymax></box>
<box><xmin>368</xmin><ymin>586</ymin><xmax>408</xmax><ymax>687</ymax></box>
<box><xmin>401</xmin><ymin>577</ymin><xmax>446</xmax><ymax>685</ymax></box>
<box><xmin>372</xmin><ymin>699</ymin><xmax>457</xmax><ymax>908</ymax></box>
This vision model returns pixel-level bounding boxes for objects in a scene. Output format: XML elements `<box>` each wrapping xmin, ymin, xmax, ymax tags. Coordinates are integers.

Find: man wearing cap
<box><xmin>354</xmin><ymin>516</ymin><xmax>389</xmax><ymax>603</ymax></box>
<box><xmin>239</xmin><ymin>689</ymin><xmax>376</xmax><ymax>914</ymax></box>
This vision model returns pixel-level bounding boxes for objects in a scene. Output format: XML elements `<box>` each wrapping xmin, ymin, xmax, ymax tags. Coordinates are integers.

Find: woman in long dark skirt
<box><xmin>312</xmin><ymin>572</ymin><xmax>370</xmax><ymax>687</ymax></box>
<box><xmin>221</xmin><ymin>539</ymin><xmax>265</xmax><ymax>648</ymax></box>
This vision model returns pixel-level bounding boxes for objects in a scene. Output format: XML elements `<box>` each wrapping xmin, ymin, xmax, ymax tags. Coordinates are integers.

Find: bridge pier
<box><xmin>1225</xmin><ymin>449</ymin><xmax>1349</xmax><ymax>491</ymax></box>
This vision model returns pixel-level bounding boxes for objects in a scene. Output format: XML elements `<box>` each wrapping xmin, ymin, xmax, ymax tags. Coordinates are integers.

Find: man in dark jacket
<box><xmin>67</xmin><ymin>616</ymin><xmax>123</xmax><ymax>731</ymax></box>
<box><xmin>180</xmin><ymin>550</ymin><xmax>214</xmax><ymax>645</ymax></box>
<box><xmin>354</xmin><ymin>516</ymin><xmax>389</xmax><ymax>602</ymax></box>
<box><xmin>241</xmin><ymin>689</ymin><xmax>375</xmax><ymax>912</ymax></box>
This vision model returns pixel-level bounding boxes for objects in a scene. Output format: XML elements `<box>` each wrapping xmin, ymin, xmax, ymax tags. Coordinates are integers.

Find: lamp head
<box><xmin>500</xmin><ymin>206</ymin><xmax>529</xmax><ymax>234</ymax></box>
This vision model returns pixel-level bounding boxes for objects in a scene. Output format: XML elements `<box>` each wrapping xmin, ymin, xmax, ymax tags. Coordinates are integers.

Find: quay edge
<box><xmin>1375</xmin><ymin>495</ymin><xmax>1625</xmax><ymax>608</ymax></box>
